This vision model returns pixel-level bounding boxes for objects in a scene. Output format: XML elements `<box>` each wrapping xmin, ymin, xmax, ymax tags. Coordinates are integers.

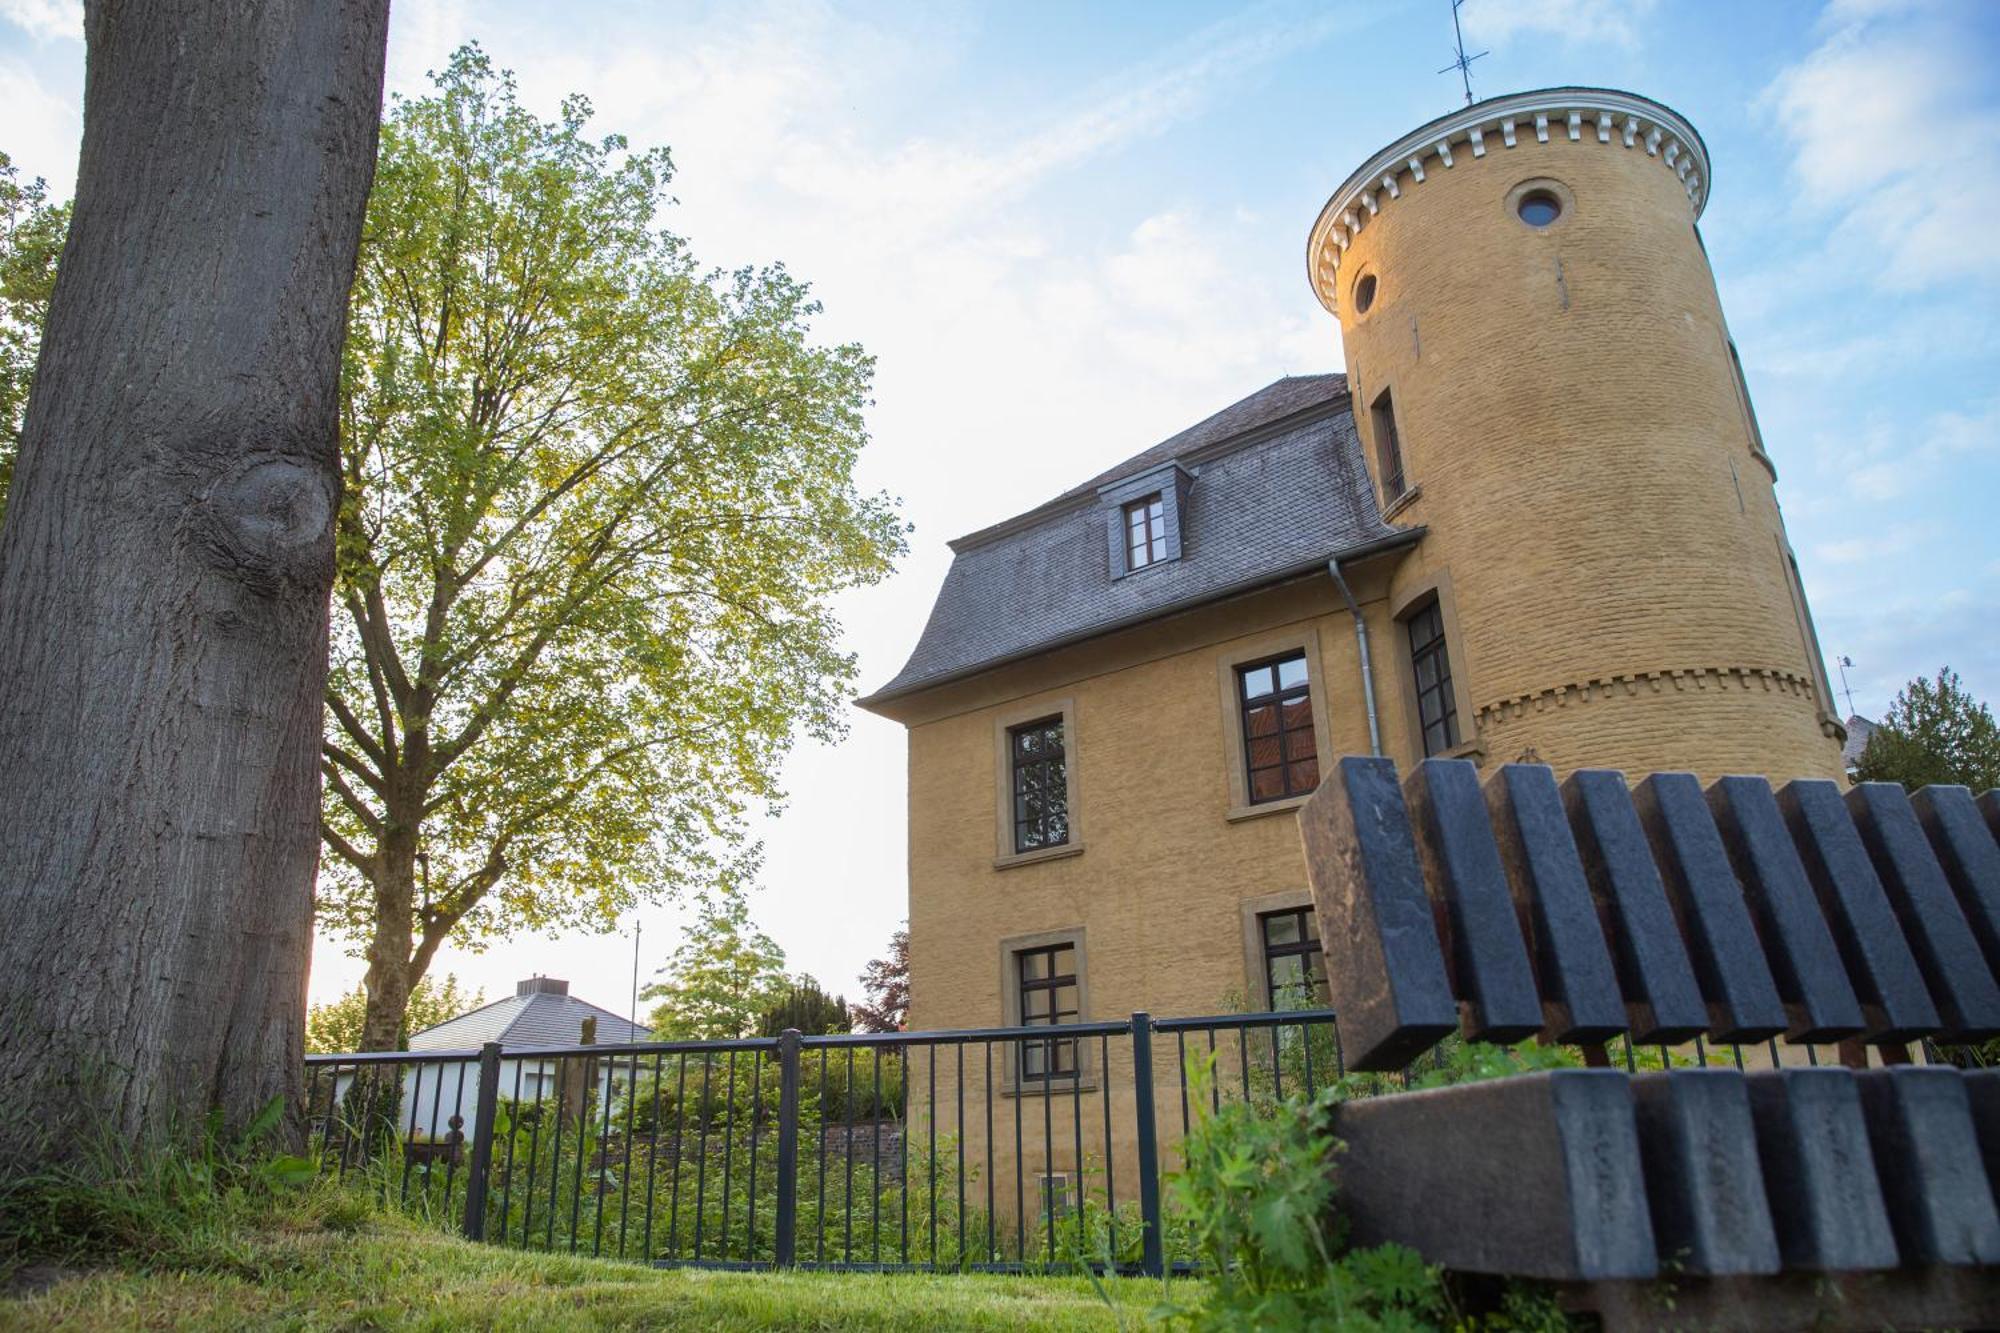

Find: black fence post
<box><xmin>462</xmin><ymin>1042</ymin><xmax>503</xmax><ymax>1242</ymax></box>
<box><xmin>1131</xmin><ymin>1012</ymin><xmax>1164</xmax><ymax>1278</ymax></box>
<box><xmin>774</xmin><ymin>1028</ymin><xmax>802</xmax><ymax>1267</ymax></box>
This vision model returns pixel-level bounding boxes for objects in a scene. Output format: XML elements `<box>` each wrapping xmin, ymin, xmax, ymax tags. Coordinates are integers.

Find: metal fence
<box><xmin>303</xmin><ymin>1012</ymin><xmax>1994</xmax><ymax>1276</ymax></box>
<box><xmin>302</xmin><ymin>1008</ymin><xmax>1345</xmax><ymax>1275</ymax></box>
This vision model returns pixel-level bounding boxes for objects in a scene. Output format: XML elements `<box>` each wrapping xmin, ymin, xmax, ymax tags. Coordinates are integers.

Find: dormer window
<box><xmin>1099</xmin><ymin>462</ymin><xmax>1192</xmax><ymax>579</ymax></box>
<box><xmin>1124</xmin><ymin>493</ymin><xmax>1166</xmax><ymax>570</ymax></box>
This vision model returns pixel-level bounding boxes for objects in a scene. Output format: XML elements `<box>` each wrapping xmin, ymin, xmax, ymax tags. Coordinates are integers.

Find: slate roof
<box><xmin>1841</xmin><ymin>714</ymin><xmax>1876</xmax><ymax>771</ymax></box>
<box><xmin>408</xmin><ymin>989</ymin><xmax>651</xmax><ymax>1051</ymax></box>
<box><xmin>861</xmin><ymin>374</ymin><xmax>1417</xmax><ymax>707</ymax></box>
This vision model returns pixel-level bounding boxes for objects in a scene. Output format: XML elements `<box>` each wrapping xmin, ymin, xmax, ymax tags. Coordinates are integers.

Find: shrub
<box><xmin>1167</xmin><ymin>1055</ymin><xmax>1448</xmax><ymax>1330</ymax></box>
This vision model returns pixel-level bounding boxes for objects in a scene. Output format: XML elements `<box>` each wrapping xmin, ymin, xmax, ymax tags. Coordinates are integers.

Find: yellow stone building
<box><xmin>857</xmin><ymin>87</ymin><xmax>1846</xmax><ymax>1215</ymax></box>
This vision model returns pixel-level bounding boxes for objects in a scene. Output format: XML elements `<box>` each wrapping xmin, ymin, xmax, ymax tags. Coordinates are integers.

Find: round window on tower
<box><xmin>1517</xmin><ymin>191</ymin><xmax>1562</xmax><ymax>227</ymax></box>
<box><xmin>1353</xmin><ymin>272</ymin><xmax>1378</xmax><ymax>314</ymax></box>
<box><xmin>1505</xmin><ymin>178</ymin><xmax>1575</xmax><ymax>232</ymax></box>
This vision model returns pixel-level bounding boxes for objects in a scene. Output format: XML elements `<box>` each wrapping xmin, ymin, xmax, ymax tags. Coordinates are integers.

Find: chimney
<box><xmin>517</xmin><ymin>975</ymin><xmax>570</xmax><ymax>997</ymax></box>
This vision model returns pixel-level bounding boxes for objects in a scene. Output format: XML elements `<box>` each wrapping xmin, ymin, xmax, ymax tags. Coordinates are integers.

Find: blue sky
<box><xmin>3</xmin><ymin>0</ymin><xmax>1996</xmax><ymax>1014</ymax></box>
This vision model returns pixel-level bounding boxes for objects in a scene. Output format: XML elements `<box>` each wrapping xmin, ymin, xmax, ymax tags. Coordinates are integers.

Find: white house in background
<box><xmin>332</xmin><ymin>976</ymin><xmax>651</xmax><ymax>1146</ymax></box>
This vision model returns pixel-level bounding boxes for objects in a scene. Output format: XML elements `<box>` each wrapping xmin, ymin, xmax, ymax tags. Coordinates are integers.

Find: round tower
<box><xmin>1309</xmin><ymin>88</ymin><xmax>1844</xmax><ymax>782</ymax></box>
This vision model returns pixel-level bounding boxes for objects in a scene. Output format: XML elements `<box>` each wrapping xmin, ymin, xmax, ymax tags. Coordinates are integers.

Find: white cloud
<box><xmin>313</xmin><ymin>2</ymin><xmax>1356</xmax><ymax>1003</ymax></box>
<box><xmin>1764</xmin><ymin>3</ymin><xmax>2000</xmax><ymax>286</ymax></box>
<box><xmin>1458</xmin><ymin>0</ymin><xmax>1658</xmax><ymax>50</ymax></box>
<box><xmin>0</xmin><ymin>56</ymin><xmax>79</xmax><ymax>195</ymax></box>
<box><xmin>0</xmin><ymin>0</ymin><xmax>77</xmax><ymax>41</ymax></box>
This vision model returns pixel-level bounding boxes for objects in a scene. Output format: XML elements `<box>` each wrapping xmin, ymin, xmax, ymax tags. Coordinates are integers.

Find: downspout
<box><xmin>1328</xmin><ymin>558</ymin><xmax>1383</xmax><ymax>757</ymax></box>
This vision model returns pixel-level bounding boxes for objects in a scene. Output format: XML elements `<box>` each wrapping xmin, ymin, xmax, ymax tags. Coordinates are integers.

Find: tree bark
<box><xmin>0</xmin><ymin>0</ymin><xmax>389</xmax><ymax>1169</ymax></box>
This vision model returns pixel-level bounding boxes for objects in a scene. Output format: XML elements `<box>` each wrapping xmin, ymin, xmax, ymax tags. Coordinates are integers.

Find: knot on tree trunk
<box><xmin>190</xmin><ymin>456</ymin><xmax>336</xmax><ymax>596</ymax></box>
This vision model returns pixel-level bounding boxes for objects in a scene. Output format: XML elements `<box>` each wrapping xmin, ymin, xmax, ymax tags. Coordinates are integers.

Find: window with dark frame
<box><xmin>1726</xmin><ymin>337</ymin><xmax>1768</xmax><ymax>458</ymax></box>
<box><xmin>1407</xmin><ymin>601</ymin><xmax>1460</xmax><ymax>757</ymax></box>
<box><xmin>1008</xmin><ymin>717</ymin><xmax>1070</xmax><ymax>853</ymax></box>
<box><xmin>1259</xmin><ymin>907</ymin><xmax>1329</xmax><ymax>1010</ymax></box>
<box><xmin>1237</xmin><ymin>652</ymin><xmax>1319</xmax><ymax>804</ymax></box>
<box><xmin>1016</xmin><ymin>942</ymin><xmax>1078</xmax><ymax>1081</ymax></box>
<box><xmin>1371</xmin><ymin>389</ymin><xmax>1406</xmax><ymax>504</ymax></box>
<box><xmin>1124</xmin><ymin>493</ymin><xmax>1167</xmax><ymax>571</ymax></box>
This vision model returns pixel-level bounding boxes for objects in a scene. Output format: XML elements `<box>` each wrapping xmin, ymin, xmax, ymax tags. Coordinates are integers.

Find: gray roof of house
<box><xmin>1841</xmin><ymin>714</ymin><xmax>1876</xmax><ymax>770</ymax></box>
<box><xmin>408</xmin><ymin>991</ymin><xmax>651</xmax><ymax>1051</ymax></box>
<box><xmin>862</xmin><ymin>374</ymin><xmax>1416</xmax><ymax>707</ymax></box>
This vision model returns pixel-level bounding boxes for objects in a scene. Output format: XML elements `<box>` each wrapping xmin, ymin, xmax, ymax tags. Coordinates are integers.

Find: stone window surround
<box><xmin>1389</xmin><ymin>572</ymin><xmax>1483</xmax><ymax>764</ymax></box>
<box><xmin>1216</xmin><ymin>623</ymin><xmax>1337</xmax><ymax>823</ymax></box>
<box><xmin>1776</xmin><ymin>536</ymin><xmax>1842</xmax><ymax>738</ymax></box>
<box><xmin>1723</xmin><ymin>330</ymin><xmax>1778</xmax><ymax>480</ymax></box>
<box><xmin>997</xmin><ymin>925</ymin><xmax>1094</xmax><ymax>1095</ymax></box>
<box><xmin>1365</xmin><ymin>382</ymin><xmax>1412</xmax><ymax>513</ymax></box>
<box><xmin>1503</xmin><ymin>175</ymin><xmax>1576</xmax><ymax>233</ymax></box>
<box><xmin>1238</xmin><ymin>887</ymin><xmax>1319</xmax><ymax>1012</ymax></box>
<box><xmin>992</xmin><ymin>696</ymin><xmax>1085</xmax><ymax>869</ymax></box>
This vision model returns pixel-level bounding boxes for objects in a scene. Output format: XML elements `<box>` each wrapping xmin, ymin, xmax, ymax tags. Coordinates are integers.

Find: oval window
<box><xmin>1516</xmin><ymin>190</ymin><xmax>1562</xmax><ymax>228</ymax></box>
<box><xmin>1353</xmin><ymin>273</ymin><xmax>1377</xmax><ymax>314</ymax></box>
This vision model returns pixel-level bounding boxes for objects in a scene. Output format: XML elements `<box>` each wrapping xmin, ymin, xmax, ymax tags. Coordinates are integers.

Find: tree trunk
<box><xmin>0</xmin><ymin>0</ymin><xmax>389</xmax><ymax>1170</ymax></box>
<box><xmin>359</xmin><ymin>839</ymin><xmax>419</xmax><ymax>1052</ymax></box>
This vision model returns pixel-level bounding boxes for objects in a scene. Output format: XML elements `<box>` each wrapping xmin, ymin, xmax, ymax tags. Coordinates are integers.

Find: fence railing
<box><xmin>303</xmin><ymin>1008</ymin><xmax>1344</xmax><ymax>1275</ymax></box>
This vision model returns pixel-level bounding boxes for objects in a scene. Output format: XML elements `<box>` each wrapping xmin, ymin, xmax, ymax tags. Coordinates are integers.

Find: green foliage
<box><xmin>306</xmin><ymin>973</ymin><xmax>486</xmax><ymax>1053</ymax></box>
<box><xmin>644</xmin><ymin>892</ymin><xmax>789</xmax><ymax>1039</ymax></box>
<box><xmin>1854</xmin><ymin>665</ymin><xmax>2000</xmax><ymax>791</ymax></box>
<box><xmin>0</xmin><ymin>1096</ymin><xmax>320</xmax><ymax>1274</ymax></box>
<box><xmin>759</xmin><ymin>973</ymin><xmax>853</xmax><ymax>1036</ymax></box>
<box><xmin>1332</xmin><ymin>1035</ymin><xmax>1584</xmax><ymax>1102</ymax></box>
<box><xmin>316</xmin><ymin>44</ymin><xmax>906</xmax><ymax>1038</ymax></box>
<box><xmin>0</xmin><ymin>147</ymin><xmax>69</xmax><ymax>521</ymax></box>
<box><xmin>1166</xmin><ymin>1054</ymin><xmax>1449</xmax><ymax>1330</ymax></box>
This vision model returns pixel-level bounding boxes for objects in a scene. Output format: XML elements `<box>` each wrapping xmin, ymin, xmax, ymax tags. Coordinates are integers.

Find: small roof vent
<box><xmin>517</xmin><ymin>976</ymin><xmax>570</xmax><ymax>996</ymax></box>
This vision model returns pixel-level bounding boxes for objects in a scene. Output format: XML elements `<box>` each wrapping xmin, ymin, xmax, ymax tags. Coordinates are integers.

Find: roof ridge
<box><xmin>949</xmin><ymin>373</ymin><xmax>1349</xmax><ymax>553</ymax></box>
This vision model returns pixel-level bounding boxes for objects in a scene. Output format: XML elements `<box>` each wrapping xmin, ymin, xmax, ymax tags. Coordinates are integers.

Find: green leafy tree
<box><xmin>643</xmin><ymin>893</ymin><xmax>788</xmax><ymax>1039</ymax></box>
<box><xmin>0</xmin><ymin>149</ymin><xmax>69</xmax><ymax>520</ymax></box>
<box><xmin>305</xmin><ymin>973</ymin><xmax>485</xmax><ymax>1053</ymax></box>
<box><xmin>757</xmin><ymin>974</ymin><xmax>853</xmax><ymax>1036</ymax></box>
<box><xmin>316</xmin><ymin>47</ymin><xmax>904</xmax><ymax>1050</ymax></box>
<box><xmin>1854</xmin><ymin>666</ymin><xmax>2000</xmax><ymax>792</ymax></box>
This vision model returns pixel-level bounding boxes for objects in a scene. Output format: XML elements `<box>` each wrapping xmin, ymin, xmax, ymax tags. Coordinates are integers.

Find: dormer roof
<box><xmin>860</xmin><ymin>374</ymin><xmax>1418</xmax><ymax>711</ymax></box>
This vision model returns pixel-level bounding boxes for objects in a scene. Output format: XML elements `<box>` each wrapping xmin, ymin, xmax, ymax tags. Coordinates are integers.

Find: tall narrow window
<box><xmin>1407</xmin><ymin>602</ymin><xmax>1459</xmax><ymax>756</ymax></box>
<box><xmin>1726</xmin><ymin>338</ymin><xmax>1768</xmax><ymax>458</ymax></box>
<box><xmin>1371</xmin><ymin>389</ymin><xmax>1406</xmax><ymax>503</ymax></box>
<box><xmin>1124</xmin><ymin>492</ymin><xmax>1167</xmax><ymax>570</ymax></box>
<box><xmin>1238</xmin><ymin>652</ymin><xmax>1318</xmax><ymax>803</ymax></box>
<box><xmin>1016</xmin><ymin>943</ymin><xmax>1078</xmax><ymax>1081</ymax></box>
<box><xmin>1009</xmin><ymin>717</ymin><xmax>1069</xmax><ymax>852</ymax></box>
<box><xmin>1259</xmin><ymin>907</ymin><xmax>1329</xmax><ymax>1010</ymax></box>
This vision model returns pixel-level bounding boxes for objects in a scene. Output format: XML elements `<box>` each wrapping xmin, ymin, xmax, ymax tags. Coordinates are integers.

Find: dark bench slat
<box><xmin>1629</xmin><ymin>1069</ymin><xmax>1780</xmax><ymax>1275</ymax></box>
<box><xmin>1847</xmin><ymin>783</ymin><xmax>2000</xmax><ymax>1041</ymax></box>
<box><xmin>1486</xmin><ymin>764</ymin><xmax>1627</xmax><ymax>1045</ymax></box>
<box><xmin>1707</xmin><ymin>776</ymin><xmax>1864</xmax><ymax>1042</ymax></box>
<box><xmin>1634</xmin><ymin>774</ymin><xmax>1787</xmax><ymax>1043</ymax></box>
<box><xmin>1562</xmin><ymin>770</ymin><xmax>1707</xmax><ymax>1044</ymax></box>
<box><xmin>1745</xmin><ymin>1068</ymin><xmax>1899</xmax><ymax>1273</ymax></box>
<box><xmin>1855</xmin><ymin>1066</ymin><xmax>2000</xmax><ymax>1267</ymax></box>
<box><xmin>1404</xmin><ymin>758</ymin><xmax>1543</xmax><ymax>1045</ymax></box>
<box><xmin>1299</xmin><ymin>755</ymin><xmax>1457</xmax><ymax>1072</ymax></box>
<box><xmin>1777</xmin><ymin>780</ymin><xmax>1940</xmax><ymax>1043</ymax></box>
<box><xmin>1911</xmin><ymin>784</ymin><xmax>2000</xmax><ymax>975</ymax></box>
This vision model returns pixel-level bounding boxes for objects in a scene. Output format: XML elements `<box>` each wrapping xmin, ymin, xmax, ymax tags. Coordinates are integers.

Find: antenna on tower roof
<box><xmin>1438</xmin><ymin>0</ymin><xmax>1488</xmax><ymax>107</ymax></box>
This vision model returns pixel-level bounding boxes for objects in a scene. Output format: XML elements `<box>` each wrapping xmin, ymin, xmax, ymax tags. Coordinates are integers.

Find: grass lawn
<box><xmin>2</xmin><ymin>1215</ymin><xmax>1176</xmax><ymax>1331</ymax></box>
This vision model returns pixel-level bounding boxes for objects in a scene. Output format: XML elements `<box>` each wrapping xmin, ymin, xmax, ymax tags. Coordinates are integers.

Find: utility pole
<box><xmin>629</xmin><ymin>920</ymin><xmax>642</xmax><ymax>1031</ymax></box>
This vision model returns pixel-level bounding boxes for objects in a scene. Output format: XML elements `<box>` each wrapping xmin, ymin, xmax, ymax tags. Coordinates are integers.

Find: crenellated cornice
<box><xmin>1307</xmin><ymin>87</ymin><xmax>1710</xmax><ymax>315</ymax></box>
